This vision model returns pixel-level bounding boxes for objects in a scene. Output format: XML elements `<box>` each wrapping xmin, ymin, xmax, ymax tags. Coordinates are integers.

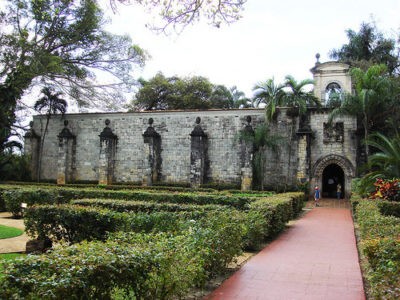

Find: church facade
<box><xmin>25</xmin><ymin>61</ymin><xmax>359</xmax><ymax>198</ymax></box>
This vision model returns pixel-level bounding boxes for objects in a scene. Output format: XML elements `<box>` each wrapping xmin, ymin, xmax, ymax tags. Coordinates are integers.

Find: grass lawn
<box><xmin>0</xmin><ymin>224</ymin><xmax>24</xmax><ymax>239</ymax></box>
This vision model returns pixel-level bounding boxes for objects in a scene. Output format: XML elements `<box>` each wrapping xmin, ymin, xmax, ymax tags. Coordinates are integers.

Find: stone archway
<box><xmin>311</xmin><ymin>154</ymin><xmax>355</xmax><ymax>199</ymax></box>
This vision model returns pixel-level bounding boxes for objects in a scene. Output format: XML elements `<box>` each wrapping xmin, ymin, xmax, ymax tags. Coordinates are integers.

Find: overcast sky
<box><xmin>101</xmin><ymin>0</ymin><xmax>400</xmax><ymax>98</ymax></box>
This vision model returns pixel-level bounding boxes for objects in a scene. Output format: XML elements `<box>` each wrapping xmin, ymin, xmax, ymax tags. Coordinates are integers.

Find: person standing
<box><xmin>337</xmin><ymin>183</ymin><xmax>342</xmax><ymax>199</ymax></box>
<box><xmin>314</xmin><ymin>185</ymin><xmax>321</xmax><ymax>207</ymax></box>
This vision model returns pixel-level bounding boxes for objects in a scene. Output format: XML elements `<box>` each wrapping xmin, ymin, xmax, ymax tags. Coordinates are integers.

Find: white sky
<box><xmin>101</xmin><ymin>0</ymin><xmax>400</xmax><ymax>98</ymax></box>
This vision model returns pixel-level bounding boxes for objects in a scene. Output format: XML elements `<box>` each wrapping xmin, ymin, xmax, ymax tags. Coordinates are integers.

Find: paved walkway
<box><xmin>205</xmin><ymin>199</ymin><xmax>365</xmax><ymax>300</ymax></box>
<box><xmin>0</xmin><ymin>212</ymin><xmax>28</xmax><ymax>253</ymax></box>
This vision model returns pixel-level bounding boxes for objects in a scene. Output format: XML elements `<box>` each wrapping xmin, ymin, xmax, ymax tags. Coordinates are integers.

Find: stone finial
<box><xmin>148</xmin><ymin>118</ymin><xmax>154</xmax><ymax>126</ymax></box>
<box><xmin>143</xmin><ymin>118</ymin><xmax>160</xmax><ymax>138</ymax></box>
<box><xmin>315</xmin><ymin>53</ymin><xmax>321</xmax><ymax>64</ymax></box>
<box><xmin>190</xmin><ymin>117</ymin><xmax>206</xmax><ymax>137</ymax></box>
<box><xmin>58</xmin><ymin>119</ymin><xmax>74</xmax><ymax>139</ymax></box>
<box><xmin>100</xmin><ymin>119</ymin><xmax>117</xmax><ymax>141</ymax></box>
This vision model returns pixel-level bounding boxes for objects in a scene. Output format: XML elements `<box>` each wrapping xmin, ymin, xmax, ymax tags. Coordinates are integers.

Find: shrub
<box><xmin>3</xmin><ymin>188</ymin><xmax>61</xmax><ymax>217</ymax></box>
<box><xmin>0</xmin><ymin>234</ymin><xmax>204</xmax><ymax>299</ymax></box>
<box><xmin>378</xmin><ymin>201</ymin><xmax>400</xmax><ymax>218</ymax></box>
<box><xmin>24</xmin><ymin>205</ymin><xmax>191</xmax><ymax>244</ymax></box>
<box><xmin>371</xmin><ymin>178</ymin><xmax>400</xmax><ymax>201</ymax></box>
<box><xmin>71</xmin><ymin>198</ymin><xmax>223</xmax><ymax>213</ymax></box>
<box><xmin>355</xmin><ymin>199</ymin><xmax>400</xmax><ymax>299</ymax></box>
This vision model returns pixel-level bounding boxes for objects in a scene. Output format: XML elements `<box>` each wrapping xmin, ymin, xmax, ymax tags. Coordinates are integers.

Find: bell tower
<box><xmin>310</xmin><ymin>54</ymin><xmax>352</xmax><ymax>106</ymax></box>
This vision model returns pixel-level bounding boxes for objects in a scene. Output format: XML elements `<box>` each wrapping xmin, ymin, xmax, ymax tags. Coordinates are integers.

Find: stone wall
<box><xmin>27</xmin><ymin>109</ymin><xmax>267</xmax><ymax>185</ymax></box>
<box><xmin>25</xmin><ymin>107</ymin><xmax>358</xmax><ymax>194</ymax></box>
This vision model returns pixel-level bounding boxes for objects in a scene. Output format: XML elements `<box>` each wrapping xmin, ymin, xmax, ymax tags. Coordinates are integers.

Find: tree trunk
<box><xmin>37</xmin><ymin>116</ymin><xmax>50</xmax><ymax>182</ymax></box>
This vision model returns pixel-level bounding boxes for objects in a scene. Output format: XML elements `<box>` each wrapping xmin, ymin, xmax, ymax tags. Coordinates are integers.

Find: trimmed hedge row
<box><xmin>1</xmin><ymin>212</ymin><xmax>245</xmax><ymax>299</ymax></box>
<box><xmin>0</xmin><ymin>234</ymin><xmax>204</xmax><ymax>299</ymax></box>
<box><xmin>1</xmin><ymin>192</ymin><xmax>304</xmax><ymax>299</ymax></box>
<box><xmin>24</xmin><ymin>204</ymin><xmax>211</xmax><ymax>244</ymax></box>
<box><xmin>24</xmin><ymin>192</ymin><xmax>304</xmax><ymax>249</ymax></box>
<box><xmin>71</xmin><ymin>198</ymin><xmax>224</xmax><ymax>213</ymax></box>
<box><xmin>1</xmin><ymin>185</ymin><xmax>252</xmax><ymax>217</ymax></box>
<box><xmin>354</xmin><ymin>199</ymin><xmax>400</xmax><ymax>299</ymax></box>
<box><xmin>378</xmin><ymin>200</ymin><xmax>400</xmax><ymax>218</ymax></box>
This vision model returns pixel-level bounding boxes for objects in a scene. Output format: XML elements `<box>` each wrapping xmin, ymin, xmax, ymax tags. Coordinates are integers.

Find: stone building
<box><xmin>25</xmin><ymin>60</ymin><xmax>358</xmax><ymax>198</ymax></box>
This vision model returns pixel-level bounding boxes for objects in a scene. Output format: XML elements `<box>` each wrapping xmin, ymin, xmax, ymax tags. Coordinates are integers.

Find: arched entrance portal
<box><xmin>322</xmin><ymin>164</ymin><xmax>344</xmax><ymax>198</ymax></box>
<box><xmin>311</xmin><ymin>154</ymin><xmax>355</xmax><ymax>199</ymax></box>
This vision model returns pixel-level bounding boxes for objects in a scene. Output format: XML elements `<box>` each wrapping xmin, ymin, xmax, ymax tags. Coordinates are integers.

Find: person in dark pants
<box><xmin>337</xmin><ymin>183</ymin><xmax>342</xmax><ymax>199</ymax></box>
<box><xmin>314</xmin><ymin>185</ymin><xmax>321</xmax><ymax>207</ymax></box>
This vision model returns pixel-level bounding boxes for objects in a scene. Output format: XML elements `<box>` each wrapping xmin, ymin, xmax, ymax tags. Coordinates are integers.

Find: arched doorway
<box><xmin>322</xmin><ymin>164</ymin><xmax>344</xmax><ymax>198</ymax></box>
<box><xmin>311</xmin><ymin>154</ymin><xmax>355</xmax><ymax>199</ymax></box>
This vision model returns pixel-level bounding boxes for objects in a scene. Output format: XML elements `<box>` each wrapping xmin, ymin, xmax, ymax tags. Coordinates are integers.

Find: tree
<box><xmin>282</xmin><ymin>75</ymin><xmax>319</xmax><ymax>116</ymax></box>
<box><xmin>252</xmin><ymin>78</ymin><xmax>285</xmax><ymax>121</ymax></box>
<box><xmin>130</xmin><ymin>73</ymin><xmax>236</xmax><ymax>110</ymax></box>
<box><xmin>34</xmin><ymin>87</ymin><xmax>67</xmax><ymax>181</ymax></box>
<box><xmin>209</xmin><ymin>85</ymin><xmax>234</xmax><ymax>109</ymax></box>
<box><xmin>329</xmin><ymin>22</ymin><xmax>399</xmax><ymax>74</ymax></box>
<box><xmin>0</xmin><ymin>0</ymin><xmax>147</xmax><ymax>164</ymax></box>
<box><xmin>230</xmin><ymin>86</ymin><xmax>252</xmax><ymax>108</ymax></box>
<box><xmin>251</xmin><ymin>123</ymin><xmax>281</xmax><ymax>190</ymax></box>
<box><xmin>111</xmin><ymin>0</ymin><xmax>247</xmax><ymax>33</ymax></box>
<box><xmin>329</xmin><ymin>64</ymin><xmax>393</xmax><ymax>160</ymax></box>
<box><xmin>356</xmin><ymin>132</ymin><xmax>400</xmax><ymax>195</ymax></box>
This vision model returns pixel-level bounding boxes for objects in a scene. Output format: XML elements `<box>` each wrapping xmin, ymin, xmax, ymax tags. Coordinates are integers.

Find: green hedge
<box><xmin>0</xmin><ymin>234</ymin><xmax>204</xmax><ymax>299</ymax></box>
<box><xmin>24</xmin><ymin>205</ymin><xmax>201</xmax><ymax>244</ymax></box>
<box><xmin>354</xmin><ymin>199</ymin><xmax>400</xmax><ymax>299</ymax></box>
<box><xmin>378</xmin><ymin>200</ymin><xmax>400</xmax><ymax>218</ymax></box>
<box><xmin>0</xmin><ymin>211</ymin><xmax>245</xmax><ymax>299</ymax></box>
<box><xmin>1</xmin><ymin>185</ymin><xmax>252</xmax><ymax>217</ymax></box>
<box><xmin>71</xmin><ymin>198</ymin><xmax>224</xmax><ymax>213</ymax></box>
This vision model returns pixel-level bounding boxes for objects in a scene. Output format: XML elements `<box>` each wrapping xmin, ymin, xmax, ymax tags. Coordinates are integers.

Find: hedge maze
<box><xmin>0</xmin><ymin>184</ymin><xmax>304</xmax><ymax>299</ymax></box>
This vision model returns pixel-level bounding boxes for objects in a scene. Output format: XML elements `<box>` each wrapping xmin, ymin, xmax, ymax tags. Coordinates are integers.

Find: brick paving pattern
<box><xmin>205</xmin><ymin>199</ymin><xmax>365</xmax><ymax>300</ymax></box>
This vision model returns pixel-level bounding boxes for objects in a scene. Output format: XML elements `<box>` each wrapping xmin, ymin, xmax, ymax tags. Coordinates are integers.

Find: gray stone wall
<box><xmin>28</xmin><ymin>110</ymin><xmax>266</xmax><ymax>185</ymax></box>
<box><xmin>26</xmin><ymin>108</ymin><xmax>358</xmax><ymax>193</ymax></box>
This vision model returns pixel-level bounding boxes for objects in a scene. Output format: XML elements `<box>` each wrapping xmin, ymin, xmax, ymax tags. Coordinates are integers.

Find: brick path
<box><xmin>0</xmin><ymin>212</ymin><xmax>28</xmax><ymax>253</ymax></box>
<box><xmin>205</xmin><ymin>200</ymin><xmax>365</xmax><ymax>300</ymax></box>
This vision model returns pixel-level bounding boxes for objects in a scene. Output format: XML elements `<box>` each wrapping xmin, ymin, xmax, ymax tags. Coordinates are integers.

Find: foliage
<box><xmin>0</xmin><ymin>153</ymin><xmax>31</xmax><ymax>182</ymax></box>
<box><xmin>0</xmin><ymin>0</ymin><xmax>147</xmax><ymax>173</ymax></box>
<box><xmin>282</xmin><ymin>75</ymin><xmax>319</xmax><ymax>116</ymax></box>
<box><xmin>354</xmin><ymin>199</ymin><xmax>400</xmax><ymax>299</ymax></box>
<box><xmin>3</xmin><ymin>188</ymin><xmax>60</xmax><ymax>218</ymax></box>
<box><xmin>252</xmin><ymin>78</ymin><xmax>285</xmax><ymax>120</ymax></box>
<box><xmin>0</xmin><ymin>234</ymin><xmax>203</xmax><ymax>299</ymax></box>
<box><xmin>0</xmin><ymin>224</ymin><xmax>23</xmax><ymax>239</ymax></box>
<box><xmin>251</xmin><ymin>123</ymin><xmax>283</xmax><ymax>190</ymax></box>
<box><xmin>34</xmin><ymin>87</ymin><xmax>68</xmax><ymax>181</ymax></box>
<box><xmin>356</xmin><ymin>133</ymin><xmax>400</xmax><ymax>195</ymax></box>
<box><xmin>112</xmin><ymin>0</ymin><xmax>247</xmax><ymax>33</ymax></box>
<box><xmin>329</xmin><ymin>22</ymin><xmax>399</xmax><ymax>75</ymax></box>
<box><xmin>378</xmin><ymin>201</ymin><xmax>400</xmax><ymax>218</ymax></box>
<box><xmin>71</xmin><ymin>198</ymin><xmax>223</xmax><ymax>213</ymax></box>
<box><xmin>329</xmin><ymin>64</ymin><xmax>393</xmax><ymax>160</ymax></box>
<box><xmin>371</xmin><ymin>178</ymin><xmax>400</xmax><ymax>202</ymax></box>
<box><xmin>129</xmin><ymin>72</ymin><xmax>239</xmax><ymax>110</ymax></box>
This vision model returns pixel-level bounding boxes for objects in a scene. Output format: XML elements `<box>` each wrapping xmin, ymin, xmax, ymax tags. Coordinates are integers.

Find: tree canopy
<box><xmin>0</xmin><ymin>0</ymin><xmax>147</xmax><ymax>167</ymax></box>
<box><xmin>111</xmin><ymin>0</ymin><xmax>247</xmax><ymax>33</ymax></box>
<box><xmin>329</xmin><ymin>22</ymin><xmax>400</xmax><ymax>74</ymax></box>
<box><xmin>129</xmin><ymin>72</ymin><xmax>242</xmax><ymax>110</ymax></box>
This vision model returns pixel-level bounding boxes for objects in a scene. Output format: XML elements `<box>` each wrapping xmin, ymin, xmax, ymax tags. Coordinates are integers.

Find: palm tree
<box><xmin>252</xmin><ymin>78</ymin><xmax>285</xmax><ymax>121</ymax></box>
<box><xmin>366</xmin><ymin>132</ymin><xmax>400</xmax><ymax>178</ymax></box>
<box><xmin>329</xmin><ymin>64</ymin><xmax>392</xmax><ymax>160</ymax></box>
<box><xmin>252</xmin><ymin>123</ymin><xmax>282</xmax><ymax>190</ymax></box>
<box><xmin>34</xmin><ymin>87</ymin><xmax>67</xmax><ymax>181</ymax></box>
<box><xmin>283</xmin><ymin>75</ymin><xmax>319</xmax><ymax>116</ymax></box>
<box><xmin>357</xmin><ymin>132</ymin><xmax>400</xmax><ymax>195</ymax></box>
